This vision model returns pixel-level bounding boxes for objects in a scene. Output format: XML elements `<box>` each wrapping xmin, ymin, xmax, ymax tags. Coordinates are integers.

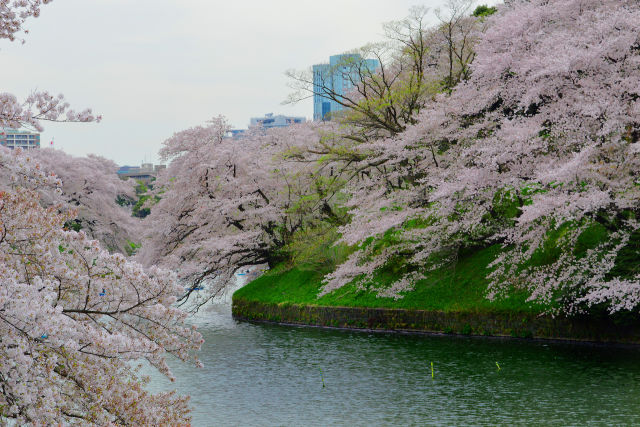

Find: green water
<box><xmin>148</xmin><ymin>302</ymin><xmax>640</xmax><ymax>426</ymax></box>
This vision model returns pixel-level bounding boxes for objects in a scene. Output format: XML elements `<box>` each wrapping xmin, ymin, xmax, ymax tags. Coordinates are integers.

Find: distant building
<box><xmin>227</xmin><ymin>129</ymin><xmax>247</xmax><ymax>139</ymax></box>
<box><xmin>249</xmin><ymin>113</ymin><xmax>306</xmax><ymax>129</ymax></box>
<box><xmin>313</xmin><ymin>53</ymin><xmax>379</xmax><ymax>121</ymax></box>
<box><xmin>117</xmin><ymin>163</ymin><xmax>166</xmax><ymax>185</ymax></box>
<box><xmin>0</xmin><ymin>128</ymin><xmax>41</xmax><ymax>150</ymax></box>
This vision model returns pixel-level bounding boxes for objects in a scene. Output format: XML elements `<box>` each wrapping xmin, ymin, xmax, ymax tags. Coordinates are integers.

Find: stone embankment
<box><xmin>232</xmin><ymin>298</ymin><xmax>640</xmax><ymax>344</ymax></box>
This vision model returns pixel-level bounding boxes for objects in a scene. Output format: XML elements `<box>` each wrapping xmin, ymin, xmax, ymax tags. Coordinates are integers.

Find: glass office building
<box><xmin>313</xmin><ymin>53</ymin><xmax>379</xmax><ymax>121</ymax></box>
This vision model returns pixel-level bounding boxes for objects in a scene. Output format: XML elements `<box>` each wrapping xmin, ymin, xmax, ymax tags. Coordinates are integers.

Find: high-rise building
<box><xmin>0</xmin><ymin>128</ymin><xmax>41</xmax><ymax>150</ymax></box>
<box><xmin>249</xmin><ymin>113</ymin><xmax>306</xmax><ymax>129</ymax></box>
<box><xmin>313</xmin><ymin>53</ymin><xmax>379</xmax><ymax>121</ymax></box>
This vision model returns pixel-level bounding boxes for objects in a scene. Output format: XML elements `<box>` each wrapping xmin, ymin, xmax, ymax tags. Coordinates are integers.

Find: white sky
<box><xmin>1</xmin><ymin>0</ymin><xmax>499</xmax><ymax>166</ymax></box>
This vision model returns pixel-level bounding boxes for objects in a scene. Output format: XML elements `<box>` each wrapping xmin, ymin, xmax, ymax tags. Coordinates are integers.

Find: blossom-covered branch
<box><xmin>0</xmin><ymin>149</ymin><xmax>202</xmax><ymax>424</ymax></box>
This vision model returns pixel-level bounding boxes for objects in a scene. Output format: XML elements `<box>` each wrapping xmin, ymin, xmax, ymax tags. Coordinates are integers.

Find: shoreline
<box><xmin>233</xmin><ymin>316</ymin><xmax>640</xmax><ymax>349</ymax></box>
<box><xmin>232</xmin><ymin>298</ymin><xmax>640</xmax><ymax>345</ymax></box>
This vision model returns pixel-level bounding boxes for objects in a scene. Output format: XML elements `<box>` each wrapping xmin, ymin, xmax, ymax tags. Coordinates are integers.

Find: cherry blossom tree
<box><xmin>322</xmin><ymin>0</ymin><xmax>640</xmax><ymax>313</ymax></box>
<box><xmin>29</xmin><ymin>148</ymin><xmax>139</xmax><ymax>254</ymax></box>
<box><xmin>1</xmin><ymin>3</ymin><xmax>202</xmax><ymax>423</ymax></box>
<box><xmin>138</xmin><ymin>117</ymin><xmax>343</xmax><ymax>307</ymax></box>
<box><xmin>0</xmin><ymin>148</ymin><xmax>202</xmax><ymax>424</ymax></box>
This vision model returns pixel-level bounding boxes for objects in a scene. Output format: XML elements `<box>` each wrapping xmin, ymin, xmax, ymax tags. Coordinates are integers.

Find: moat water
<box><xmin>147</xmin><ymin>295</ymin><xmax>640</xmax><ymax>426</ymax></box>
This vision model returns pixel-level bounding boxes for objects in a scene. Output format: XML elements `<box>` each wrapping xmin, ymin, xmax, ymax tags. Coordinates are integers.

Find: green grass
<box><xmin>234</xmin><ymin>244</ymin><xmax>545</xmax><ymax>315</ymax></box>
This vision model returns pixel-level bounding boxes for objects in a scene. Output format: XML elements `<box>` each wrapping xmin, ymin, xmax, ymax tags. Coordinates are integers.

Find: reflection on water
<box><xmin>147</xmin><ymin>296</ymin><xmax>640</xmax><ymax>426</ymax></box>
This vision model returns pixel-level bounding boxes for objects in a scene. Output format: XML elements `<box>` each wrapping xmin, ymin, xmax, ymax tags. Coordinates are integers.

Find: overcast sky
<box><xmin>1</xmin><ymin>0</ymin><xmax>499</xmax><ymax>166</ymax></box>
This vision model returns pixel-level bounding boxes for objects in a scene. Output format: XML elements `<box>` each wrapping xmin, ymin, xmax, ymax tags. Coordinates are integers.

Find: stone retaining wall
<box><xmin>232</xmin><ymin>299</ymin><xmax>640</xmax><ymax>344</ymax></box>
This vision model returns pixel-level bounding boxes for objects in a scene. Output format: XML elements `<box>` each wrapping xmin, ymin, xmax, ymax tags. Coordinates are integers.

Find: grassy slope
<box><xmin>234</xmin><ymin>244</ymin><xmax>545</xmax><ymax>315</ymax></box>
